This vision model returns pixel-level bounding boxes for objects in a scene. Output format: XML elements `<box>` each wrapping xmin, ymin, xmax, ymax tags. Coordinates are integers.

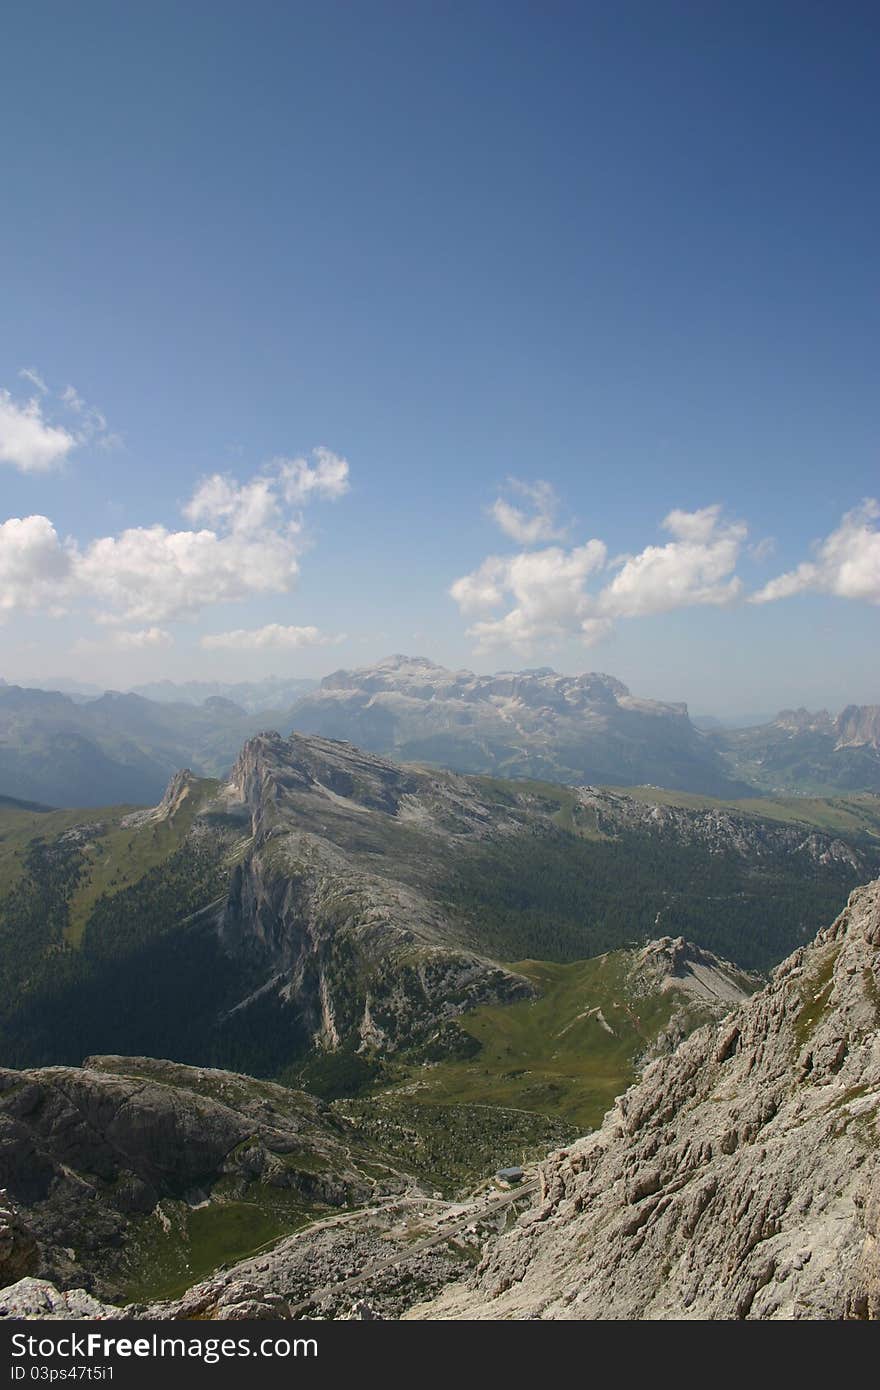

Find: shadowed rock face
<box><xmin>406</xmin><ymin>879</ymin><xmax>880</xmax><ymax>1321</ymax></box>
<box><xmin>214</xmin><ymin>732</ymin><xmax>874</xmax><ymax>1059</ymax></box>
<box><xmin>836</xmin><ymin>705</ymin><xmax>880</xmax><ymax>751</ymax></box>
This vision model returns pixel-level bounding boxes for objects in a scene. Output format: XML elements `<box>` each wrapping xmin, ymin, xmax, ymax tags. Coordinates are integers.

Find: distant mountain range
<box><xmin>1</xmin><ymin>658</ymin><xmax>878</xmax><ymax>806</ymax></box>
<box><xmin>710</xmin><ymin>703</ymin><xmax>880</xmax><ymax>794</ymax></box>
<box><xmin>2</xmin><ymin>674</ymin><xmax>317</xmax><ymax>712</ymax></box>
<box><xmin>129</xmin><ymin>675</ymin><xmax>317</xmax><ymax>710</ymax></box>
<box><xmin>0</xmin><ymin>684</ymin><xmax>278</xmax><ymax>806</ymax></box>
<box><xmin>286</xmin><ymin>655</ymin><xmax>752</xmax><ymax>796</ymax></box>
<box><xmin>287</xmin><ymin>656</ymin><xmax>880</xmax><ymax>797</ymax></box>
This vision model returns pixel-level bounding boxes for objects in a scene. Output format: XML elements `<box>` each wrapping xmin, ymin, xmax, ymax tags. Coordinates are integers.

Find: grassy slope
<box><xmin>471</xmin><ymin>774</ymin><xmax>603</xmax><ymax>837</ymax></box>
<box><xmin>386</xmin><ymin>952</ymin><xmax>719</xmax><ymax>1130</ymax></box>
<box><xmin>121</xmin><ymin>1192</ymin><xmax>315</xmax><ymax>1304</ymax></box>
<box><xmin>0</xmin><ymin>780</ymin><xmax>219</xmax><ymax>947</ymax></box>
<box><xmin>0</xmin><ymin>804</ymin><xmax>128</xmax><ymax>896</ymax></box>
<box><xmin>609</xmin><ymin>785</ymin><xmax>880</xmax><ymax>839</ymax></box>
<box><xmin>5</xmin><ymin>774</ymin><xmax>870</xmax><ymax>1295</ymax></box>
<box><xmin>65</xmin><ymin>779</ymin><xmax>220</xmax><ymax>945</ymax></box>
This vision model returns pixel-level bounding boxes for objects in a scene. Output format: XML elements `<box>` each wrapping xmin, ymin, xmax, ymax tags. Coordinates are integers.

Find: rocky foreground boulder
<box><xmin>407</xmin><ymin>878</ymin><xmax>880</xmax><ymax>1319</ymax></box>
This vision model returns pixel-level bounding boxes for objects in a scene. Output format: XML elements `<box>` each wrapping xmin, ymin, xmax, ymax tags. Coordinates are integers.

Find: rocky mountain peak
<box><xmin>632</xmin><ymin>936</ymin><xmax>757</xmax><ymax>1006</ymax></box>
<box><xmin>228</xmin><ymin>730</ymin><xmax>413</xmax><ymax>820</ymax></box>
<box><xmin>284</xmin><ymin>654</ymin><xmax>748</xmax><ymax>794</ymax></box>
<box><xmin>774</xmin><ymin>706</ymin><xmax>834</xmax><ymax>733</ymax></box>
<box><xmin>835</xmin><ymin>704</ymin><xmax>880</xmax><ymax>751</ymax></box>
<box><xmin>120</xmin><ymin>766</ymin><xmax>203</xmax><ymax>829</ymax></box>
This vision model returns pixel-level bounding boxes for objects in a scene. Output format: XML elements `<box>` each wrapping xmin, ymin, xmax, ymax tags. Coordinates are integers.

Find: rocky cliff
<box><xmin>4</xmin><ymin>885</ymin><xmax>877</xmax><ymax>1321</ymax></box>
<box><xmin>577</xmin><ymin>785</ymin><xmax>867</xmax><ymax>870</ymax></box>
<box><xmin>216</xmin><ymin>731</ymin><xmax>534</xmax><ymax>1056</ymax></box>
<box><xmin>836</xmin><ymin>705</ymin><xmax>880</xmax><ymax>751</ymax></box>
<box><xmin>407</xmin><ymin>878</ymin><xmax>880</xmax><ymax>1319</ymax></box>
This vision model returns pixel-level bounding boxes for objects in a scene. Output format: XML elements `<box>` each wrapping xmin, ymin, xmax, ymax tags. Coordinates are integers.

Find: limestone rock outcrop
<box><xmin>0</xmin><ymin>1193</ymin><xmax>38</xmax><ymax>1290</ymax></box>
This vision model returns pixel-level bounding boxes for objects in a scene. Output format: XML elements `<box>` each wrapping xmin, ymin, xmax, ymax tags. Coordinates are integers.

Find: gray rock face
<box><xmin>217</xmin><ymin>731</ymin><xmax>535</xmax><ymax>1054</ymax></box>
<box><xmin>0</xmin><ymin>1198</ymin><xmax>479</xmax><ymax>1322</ymax></box>
<box><xmin>407</xmin><ymin>879</ymin><xmax>880</xmax><ymax>1320</ymax></box>
<box><xmin>213</xmin><ymin>732</ymin><xmax>873</xmax><ymax>1059</ymax></box>
<box><xmin>630</xmin><ymin>938</ymin><xmax>757</xmax><ymax>1010</ymax></box>
<box><xmin>0</xmin><ymin>1277</ymin><xmax>122</xmax><ymax>1320</ymax></box>
<box><xmin>0</xmin><ymin>1193</ymin><xmax>38</xmax><ymax>1289</ymax></box>
<box><xmin>713</xmin><ymin>704</ymin><xmax>880</xmax><ymax>794</ymax></box>
<box><xmin>836</xmin><ymin>705</ymin><xmax>880</xmax><ymax>751</ymax></box>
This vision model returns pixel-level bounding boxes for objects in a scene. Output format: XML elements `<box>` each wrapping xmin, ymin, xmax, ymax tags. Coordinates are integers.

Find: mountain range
<box><xmin>0</xmin><ymin>722</ymin><xmax>878</xmax><ymax>1318</ymax></box>
<box><xmin>286</xmin><ymin>655</ymin><xmax>752</xmax><ymax>795</ymax></box>
<box><xmin>3</xmin><ymin>658</ymin><xmax>878</xmax><ymax>807</ymax></box>
<box><xmin>0</xmin><ymin>683</ymin><xmax>278</xmax><ymax>807</ymax></box>
<box><xmin>711</xmin><ymin>704</ymin><xmax>880</xmax><ymax>794</ymax></box>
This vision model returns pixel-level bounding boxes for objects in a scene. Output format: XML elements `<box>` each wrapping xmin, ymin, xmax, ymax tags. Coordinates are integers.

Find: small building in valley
<box><xmin>495</xmin><ymin>1165</ymin><xmax>525</xmax><ymax>1187</ymax></box>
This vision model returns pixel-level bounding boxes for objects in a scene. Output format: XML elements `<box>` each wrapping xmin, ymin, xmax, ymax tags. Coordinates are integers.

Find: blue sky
<box><xmin>1</xmin><ymin>0</ymin><xmax>877</xmax><ymax>715</ymax></box>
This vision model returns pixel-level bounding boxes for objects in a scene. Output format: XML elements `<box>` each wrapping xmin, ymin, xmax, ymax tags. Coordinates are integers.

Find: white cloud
<box><xmin>449</xmin><ymin>556</ymin><xmax>511</xmax><ymax>615</ymax></box>
<box><xmin>200</xmin><ymin>624</ymin><xmax>341</xmax><ymax>650</ymax></box>
<box><xmin>60</xmin><ymin>382</ymin><xmax>120</xmax><ymax>450</ymax></box>
<box><xmin>0</xmin><ymin>374</ymin><xmax>118</xmax><ymax>472</ymax></box>
<box><xmin>749</xmin><ymin>536</ymin><xmax>776</xmax><ymax>564</ymax></box>
<box><xmin>72</xmin><ymin>627</ymin><xmax>174</xmax><ymax>655</ymax></box>
<box><xmin>0</xmin><ymin>389</ymin><xmax>76</xmax><ymax>472</ymax></box>
<box><xmin>751</xmin><ymin>500</ymin><xmax>880</xmax><ymax>606</ymax></box>
<box><xmin>598</xmin><ymin>506</ymin><xmax>746</xmax><ymax>618</ymax></box>
<box><xmin>489</xmin><ymin>479</ymin><xmax>565</xmax><ymax>545</ymax></box>
<box><xmin>279</xmin><ymin>447</ymin><xmax>350</xmax><ymax>504</ymax></box>
<box><xmin>0</xmin><ymin>447</ymin><xmax>351</xmax><ymax>633</ymax></box>
<box><xmin>19</xmin><ymin>368</ymin><xmax>48</xmax><ymax>395</ymax></box>
<box><xmin>454</xmin><ymin>541</ymin><xmax>608</xmax><ymax>648</ymax></box>
<box><xmin>183</xmin><ymin>474</ymin><xmax>281</xmax><ymax>535</ymax></box>
<box><xmin>0</xmin><ymin>515</ymin><xmax>74</xmax><ymax>615</ymax></box>
<box><xmin>451</xmin><ymin>504</ymin><xmax>747</xmax><ymax>650</ymax></box>
<box><xmin>77</xmin><ymin>522</ymin><xmax>302</xmax><ymax>624</ymax></box>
